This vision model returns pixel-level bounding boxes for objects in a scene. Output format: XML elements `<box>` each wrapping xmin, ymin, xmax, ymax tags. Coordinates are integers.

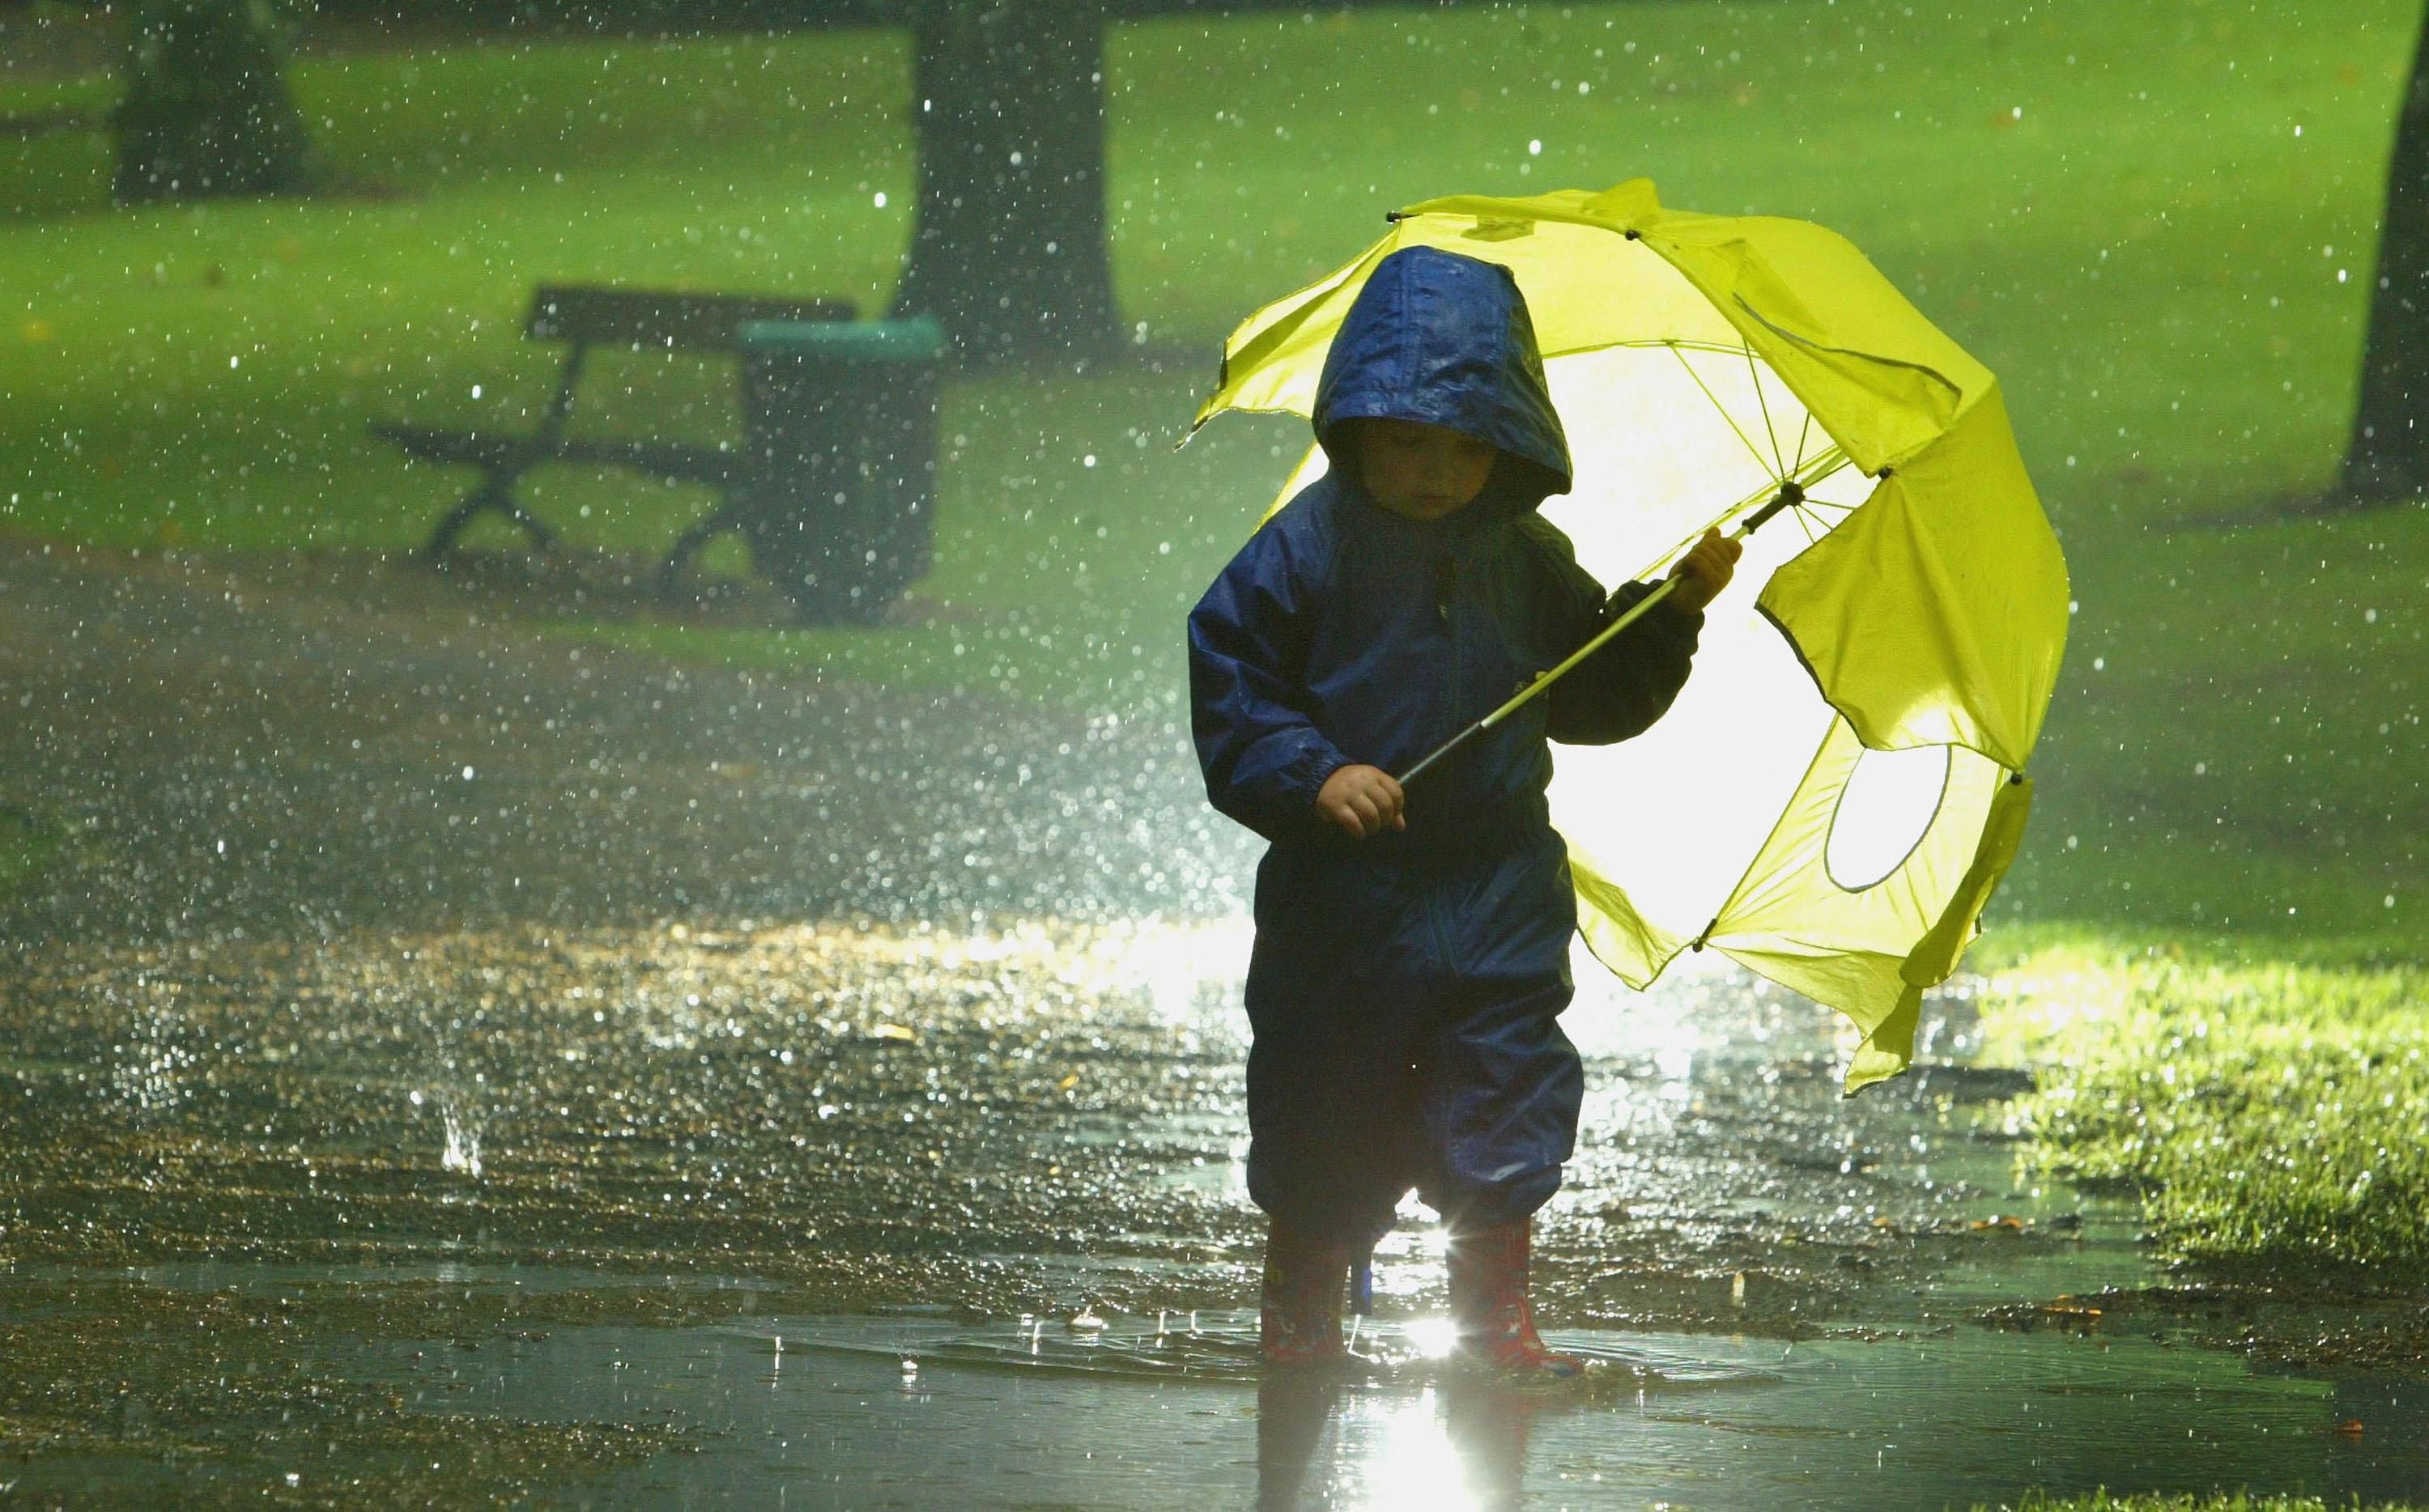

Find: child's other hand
<box><xmin>1665</xmin><ymin>527</ymin><xmax>1742</xmax><ymax>614</ymax></box>
<box><xmin>1317</xmin><ymin>764</ymin><xmax>1406</xmax><ymax>839</ymax></box>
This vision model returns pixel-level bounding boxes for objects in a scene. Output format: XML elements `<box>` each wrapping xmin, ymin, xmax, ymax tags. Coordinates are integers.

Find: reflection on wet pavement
<box><xmin>9</xmin><ymin>911</ymin><xmax>2425</xmax><ymax>1503</ymax></box>
<box><xmin>310</xmin><ymin>1310</ymin><xmax>2425</xmax><ymax>1510</ymax></box>
<box><xmin>0</xmin><ymin>914</ymin><xmax>2120</xmax><ymax>1331</ymax></box>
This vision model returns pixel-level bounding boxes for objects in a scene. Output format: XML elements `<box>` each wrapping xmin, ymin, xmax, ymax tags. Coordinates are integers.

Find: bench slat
<box><xmin>549</xmin><ymin>435</ymin><xmax>745</xmax><ymax>484</ymax></box>
<box><xmin>525</xmin><ymin>285</ymin><xmax>857</xmax><ymax>351</ymax></box>
<box><xmin>370</xmin><ymin>422</ymin><xmax>542</xmax><ymax>468</ymax></box>
<box><xmin>372</xmin><ymin>422</ymin><xmax>742</xmax><ymax>486</ymax></box>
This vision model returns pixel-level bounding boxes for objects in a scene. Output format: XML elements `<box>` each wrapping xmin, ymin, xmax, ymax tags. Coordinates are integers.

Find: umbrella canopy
<box><xmin>1191</xmin><ymin>180</ymin><xmax>2069</xmax><ymax>1093</ymax></box>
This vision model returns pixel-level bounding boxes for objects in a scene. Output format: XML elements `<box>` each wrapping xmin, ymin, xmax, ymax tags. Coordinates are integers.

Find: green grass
<box><xmin>1999</xmin><ymin>496</ymin><xmax>2429</xmax><ymax>944</ymax></box>
<box><xmin>1976</xmin><ymin>930</ymin><xmax>2429</xmax><ymax>1274</ymax></box>
<box><xmin>3</xmin><ymin>31</ymin><xmax>917</xmax><ymax>550</ymax></box>
<box><xmin>3</xmin><ymin>0</ymin><xmax>2427</xmax><ymax>937</ymax></box>
<box><xmin>0</xmin><ymin>805</ymin><xmax>62</xmax><ymax>900</ymax></box>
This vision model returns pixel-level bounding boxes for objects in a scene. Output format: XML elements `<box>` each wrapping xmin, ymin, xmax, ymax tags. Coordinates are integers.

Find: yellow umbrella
<box><xmin>1191</xmin><ymin>180</ymin><xmax>2069</xmax><ymax>1093</ymax></box>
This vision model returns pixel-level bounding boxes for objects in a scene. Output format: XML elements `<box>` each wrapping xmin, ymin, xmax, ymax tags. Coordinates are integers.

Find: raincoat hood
<box><xmin>1312</xmin><ymin>246</ymin><xmax>1572</xmax><ymax>502</ymax></box>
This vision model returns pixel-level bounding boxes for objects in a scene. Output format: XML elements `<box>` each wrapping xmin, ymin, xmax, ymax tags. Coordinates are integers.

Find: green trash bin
<box><xmin>735</xmin><ymin>315</ymin><xmax>944</xmax><ymax>624</ymax></box>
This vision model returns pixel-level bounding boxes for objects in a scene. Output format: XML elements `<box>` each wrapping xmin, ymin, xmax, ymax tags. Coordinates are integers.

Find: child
<box><xmin>1188</xmin><ymin>245</ymin><xmax>1739</xmax><ymax>1377</ymax></box>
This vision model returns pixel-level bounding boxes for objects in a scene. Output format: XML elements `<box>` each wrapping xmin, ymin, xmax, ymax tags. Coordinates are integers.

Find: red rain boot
<box><xmin>1259</xmin><ymin>1221</ymin><xmax>1350</xmax><ymax>1367</ymax></box>
<box><xmin>1447</xmin><ymin>1221</ymin><xmax>1583</xmax><ymax>1381</ymax></box>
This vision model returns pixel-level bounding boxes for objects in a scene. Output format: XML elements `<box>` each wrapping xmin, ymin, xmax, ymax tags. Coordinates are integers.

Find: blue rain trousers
<box><xmin>1189</xmin><ymin>247</ymin><xmax>1702</xmax><ymax>1246</ymax></box>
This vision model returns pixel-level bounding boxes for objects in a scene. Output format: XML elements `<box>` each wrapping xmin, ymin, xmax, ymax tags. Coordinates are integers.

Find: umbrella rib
<box><xmin>1743</xmin><ymin>344</ymin><xmax>1788</xmax><ymax>477</ymax></box>
<box><xmin>1790</xmin><ymin>409</ymin><xmax>1815</xmax><ymax>477</ymax></box>
<box><xmin>1666</xmin><ymin>343</ymin><xmax>1781</xmax><ymax>483</ymax></box>
<box><xmin>1640</xmin><ymin>474</ymin><xmax>1805</xmax><ymax>576</ymax></box>
<box><xmin>1786</xmin><ymin>444</ymin><xmax>1861</xmax><ymax>542</ymax></box>
<box><xmin>1791</xmin><ymin>444</ymin><xmax>1853</xmax><ymax>494</ymax></box>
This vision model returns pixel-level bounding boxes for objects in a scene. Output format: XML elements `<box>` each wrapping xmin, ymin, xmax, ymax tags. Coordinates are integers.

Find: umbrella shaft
<box><xmin>1393</xmin><ymin>575</ymin><xmax>1683</xmax><ymax>789</ymax></box>
<box><xmin>1393</xmin><ymin>484</ymin><xmax>1799</xmax><ymax>788</ymax></box>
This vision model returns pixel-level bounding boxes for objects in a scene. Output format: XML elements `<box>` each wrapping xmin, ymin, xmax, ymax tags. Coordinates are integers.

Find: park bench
<box><xmin>370</xmin><ymin>283</ymin><xmax>857</xmax><ymax>579</ymax></box>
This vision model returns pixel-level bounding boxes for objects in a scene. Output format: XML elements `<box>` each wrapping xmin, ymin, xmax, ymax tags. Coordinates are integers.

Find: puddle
<box><xmin>64</xmin><ymin>1259</ymin><xmax>2423</xmax><ymax>1506</ymax></box>
<box><xmin>7</xmin><ymin>921</ymin><xmax>2427</xmax><ymax>1505</ymax></box>
<box><xmin>736</xmin><ymin>1311</ymin><xmax>1783</xmax><ymax>1388</ymax></box>
<box><xmin>330</xmin><ymin>1310</ymin><xmax>2427</xmax><ymax>1510</ymax></box>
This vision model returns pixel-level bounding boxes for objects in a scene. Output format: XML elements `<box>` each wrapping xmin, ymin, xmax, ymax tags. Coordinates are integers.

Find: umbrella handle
<box><xmin>1393</xmin><ymin>480</ymin><xmax>1804</xmax><ymax>789</ymax></box>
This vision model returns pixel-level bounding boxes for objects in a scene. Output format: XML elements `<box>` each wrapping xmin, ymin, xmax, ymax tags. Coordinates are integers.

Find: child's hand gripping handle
<box><xmin>1393</xmin><ymin>482</ymin><xmax>1796</xmax><ymax>788</ymax></box>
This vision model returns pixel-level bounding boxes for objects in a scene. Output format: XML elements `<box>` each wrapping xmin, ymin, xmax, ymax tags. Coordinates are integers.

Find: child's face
<box><xmin>1345</xmin><ymin>418</ymin><xmax>1498</xmax><ymax>520</ymax></box>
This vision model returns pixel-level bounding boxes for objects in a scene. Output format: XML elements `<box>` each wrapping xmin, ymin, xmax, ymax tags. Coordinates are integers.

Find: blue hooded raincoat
<box><xmin>1189</xmin><ymin>246</ymin><xmax>1704</xmax><ymax>1245</ymax></box>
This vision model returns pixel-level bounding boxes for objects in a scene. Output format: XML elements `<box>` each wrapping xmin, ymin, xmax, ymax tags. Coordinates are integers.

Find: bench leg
<box><xmin>425</xmin><ymin>472</ymin><xmax>555</xmax><ymax>562</ymax></box>
<box><xmin>656</xmin><ymin>501</ymin><xmax>742</xmax><ymax>600</ymax></box>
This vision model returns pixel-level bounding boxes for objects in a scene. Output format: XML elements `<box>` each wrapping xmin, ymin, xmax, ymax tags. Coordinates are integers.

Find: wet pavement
<box><xmin>2</xmin><ymin>542</ymin><xmax>2426</xmax><ymax>1506</ymax></box>
<box><xmin>0</xmin><ymin>538</ymin><xmax>1244</xmax><ymax>943</ymax></box>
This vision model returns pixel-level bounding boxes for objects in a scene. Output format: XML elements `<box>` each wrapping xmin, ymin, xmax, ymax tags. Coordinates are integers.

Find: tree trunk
<box><xmin>112</xmin><ymin>0</ymin><xmax>313</xmax><ymax>205</ymax></box>
<box><xmin>890</xmin><ymin>0</ymin><xmax>1121</xmax><ymax>366</ymax></box>
<box><xmin>2340</xmin><ymin>1</ymin><xmax>2429</xmax><ymax>502</ymax></box>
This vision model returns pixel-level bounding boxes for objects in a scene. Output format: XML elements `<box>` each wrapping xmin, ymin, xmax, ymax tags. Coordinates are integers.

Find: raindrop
<box><xmin>873</xmin><ymin>191</ymin><xmax>887</xmax><ymax>208</ymax></box>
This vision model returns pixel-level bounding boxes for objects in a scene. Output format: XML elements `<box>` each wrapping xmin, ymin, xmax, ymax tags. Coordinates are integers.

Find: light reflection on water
<box><xmin>330</xmin><ymin>1309</ymin><xmax>2426</xmax><ymax>1510</ymax></box>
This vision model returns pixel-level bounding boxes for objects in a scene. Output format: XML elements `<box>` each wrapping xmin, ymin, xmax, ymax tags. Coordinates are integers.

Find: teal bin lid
<box><xmin>738</xmin><ymin>313</ymin><xmax>944</xmax><ymax>360</ymax></box>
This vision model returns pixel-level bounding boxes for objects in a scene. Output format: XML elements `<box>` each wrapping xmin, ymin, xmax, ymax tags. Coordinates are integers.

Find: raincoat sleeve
<box><xmin>1189</xmin><ymin>517</ymin><xmax>1352</xmax><ymax>842</ymax></box>
<box><xmin>1524</xmin><ymin>522</ymin><xmax>1702</xmax><ymax>746</ymax></box>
